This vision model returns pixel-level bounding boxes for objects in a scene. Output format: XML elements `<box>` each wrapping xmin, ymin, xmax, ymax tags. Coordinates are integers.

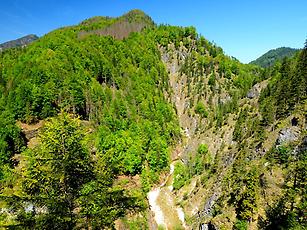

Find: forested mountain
<box><xmin>250</xmin><ymin>47</ymin><xmax>299</xmax><ymax>67</ymax></box>
<box><xmin>0</xmin><ymin>34</ymin><xmax>39</xmax><ymax>51</ymax></box>
<box><xmin>0</xmin><ymin>10</ymin><xmax>306</xmax><ymax>230</ymax></box>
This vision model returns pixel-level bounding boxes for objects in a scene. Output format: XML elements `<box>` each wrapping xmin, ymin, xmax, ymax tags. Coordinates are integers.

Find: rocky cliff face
<box><xmin>0</xmin><ymin>10</ymin><xmax>305</xmax><ymax>229</ymax></box>
<box><xmin>158</xmin><ymin>40</ymin><xmax>307</xmax><ymax>229</ymax></box>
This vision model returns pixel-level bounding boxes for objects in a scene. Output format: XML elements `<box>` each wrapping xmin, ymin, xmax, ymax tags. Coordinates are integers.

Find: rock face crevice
<box><xmin>158</xmin><ymin>44</ymin><xmax>226</xmax><ymax>228</ymax></box>
<box><xmin>150</xmin><ymin>34</ymin><xmax>307</xmax><ymax>229</ymax></box>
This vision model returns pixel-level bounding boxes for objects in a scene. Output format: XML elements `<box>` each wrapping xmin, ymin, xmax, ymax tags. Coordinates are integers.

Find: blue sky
<box><xmin>0</xmin><ymin>0</ymin><xmax>306</xmax><ymax>63</ymax></box>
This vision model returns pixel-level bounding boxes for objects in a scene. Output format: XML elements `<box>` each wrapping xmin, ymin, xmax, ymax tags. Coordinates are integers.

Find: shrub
<box><xmin>173</xmin><ymin>162</ymin><xmax>188</xmax><ymax>190</ymax></box>
<box><xmin>195</xmin><ymin>101</ymin><xmax>209</xmax><ymax>118</ymax></box>
<box><xmin>234</xmin><ymin>219</ymin><xmax>248</xmax><ymax>230</ymax></box>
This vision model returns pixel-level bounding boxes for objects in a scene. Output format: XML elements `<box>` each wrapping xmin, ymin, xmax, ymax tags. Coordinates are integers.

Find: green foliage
<box><xmin>208</xmin><ymin>72</ymin><xmax>216</xmax><ymax>87</ymax></box>
<box><xmin>233</xmin><ymin>106</ymin><xmax>265</xmax><ymax>145</ymax></box>
<box><xmin>0</xmin><ymin>12</ymin><xmax>181</xmax><ymax>197</ymax></box>
<box><xmin>173</xmin><ymin>162</ymin><xmax>188</xmax><ymax>190</ymax></box>
<box><xmin>198</xmin><ymin>143</ymin><xmax>208</xmax><ymax>155</ymax></box>
<box><xmin>195</xmin><ymin>101</ymin><xmax>208</xmax><ymax>118</ymax></box>
<box><xmin>236</xmin><ymin>167</ymin><xmax>259</xmax><ymax>220</ymax></box>
<box><xmin>121</xmin><ymin>212</ymin><xmax>149</xmax><ymax>230</ymax></box>
<box><xmin>233</xmin><ymin>107</ymin><xmax>248</xmax><ymax>142</ymax></box>
<box><xmin>154</xmin><ymin>25</ymin><xmax>197</xmax><ymax>48</ymax></box>
<box><xmin>1</xmin><ymin>9</ymin><xmax>304</xmax><ymax>229</ymax></box>
<box><xmin>229</xmin><ymin>155</ymin><xmax>260</xmax><ymax>222</ymax></box>
<box><xmin>1</xmin><ymin>113</ymin><xmax>135</xmax><ymax>229</ymax></box>
<box><xmin>194</xmin><ymin>143</ymin><xmax>211</xmax><ymax>173</ymax></box>
<box><xmin>173</xmin><ymin>144</ymin><xmax>212</xmax><ymax>190</ymax></box>
<box><xmin>0</xmin><ymin>111</ymin><xmax>25</xmax><ymax>181</ymax></box>
<box><xmin>261</xmin><ymin>149</ymin><xmax>307</xmax><ymax>229</ymax></box>
<box><xmin>250</xmin><ymin>47</ymin><xmax>299</xmax><ymax>68</ymax></box>
<box><xmin>234</xmin><ymin>219</ymin><xmax>248</xmax><ymax>230</ymax></box>
<box><xmin>187</xmin><ymin>143</ymin><xmax>212</xmax><ymax>177</ymax></box>
<box><xmin>20</xmin><ymin>113</ymin><xmax>93</xmax><ymax>228</ymax></box>
<box><xmin>274</xmin><ymin>146</ymin><xmax>291</xmax><ymax>164</ymax></box>
<box><xmin>260</xmin><ymin>43</ymin><xmax>307</xmax><ymax>121</ymax></box>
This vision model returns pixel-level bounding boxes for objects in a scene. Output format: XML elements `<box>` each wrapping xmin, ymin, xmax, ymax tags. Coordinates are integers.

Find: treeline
<box><xmin>161</xmin><ymin>26</ymin><xmax>263</xmax><ymax>128</ymax></box>
<box><xmin>225</xmin><ymin>41</ymin><xmax>307</xmax><ymax>229</ymax></box>
<box><xmin>259</xmin><ymin>42</ymin><xmax>307</xmax><ymax>126</ymax></box>
<box><xmin>250</xmin><ymin>47</ymin><xmax>299</xmax><ymax>68</ymax></box>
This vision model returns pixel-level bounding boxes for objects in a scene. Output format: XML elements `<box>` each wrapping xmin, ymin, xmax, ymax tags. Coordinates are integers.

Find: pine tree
<box><xmin>19</xmin><ymin>112</ymin><xmax>92</xmax><ymax>229</ymax></box>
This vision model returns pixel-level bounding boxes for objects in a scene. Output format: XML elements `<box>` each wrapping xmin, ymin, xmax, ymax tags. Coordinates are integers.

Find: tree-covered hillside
<box><xmin>0</xmin><ymin>10</ymin><xmax>181</xmax><ymax>228</ymax></box>
<box><xmin>250</xmin><ymin>47</ymin><xmax>299</xmax><ymax>68</ymax></box>
<box><xmin>0</xmin><ymin>9</ymin><xmax>306</xmax><ymax>230</ymax></box>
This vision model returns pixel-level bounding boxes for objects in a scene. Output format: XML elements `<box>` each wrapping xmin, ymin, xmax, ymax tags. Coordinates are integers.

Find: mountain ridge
<box><xmin>0</xmin><ymin>9</ymin><xmax>306</xmax><ymax>230</ymax></box>
<box><xmin>250</xmin><ymin>47</ymin><xmax>299</xmax><ymax>67</ymax></box>
<box><xmin>0</xmin><ymin>34</ymin><xmax>39</xmax><ymax>51</ymax></box>
<box><xmin>78</xmin><ymin>9</ymin><xmax>155</xmax><ymax>39</ymax></box>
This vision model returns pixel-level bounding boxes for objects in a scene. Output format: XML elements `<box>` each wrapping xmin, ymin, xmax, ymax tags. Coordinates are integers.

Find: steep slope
<box><xmin>0</xmin><ymin>10</ymin><xmax>306</xmax><ymax>230</ymax></box>
<box><xmin>156</xmin><ymin>30</ymin><xmax>261</xmax><ymax>229</ymax></box>
<box><xmin>160</xmin><ymin>36</ymin><xmax>306</xmax><ymax>229</ymax></box>
<box><xmin>250</xmin><ymin>47</ymin><xmax>299</xmax><ymax>67</ymax></box>
<box><xmin>0</xmin><ymin>10</ymin><xmax>180</xmax><ymax>229</ymax></box>
<box><xmin>0</xmin><ymin>34</ymin><xmax>38</xmax><ymax>51</ymax></box>
<box><xmin>78</xmin><ymin>9</ymin><xmax>155</xmax><ymax>39</ymax></box>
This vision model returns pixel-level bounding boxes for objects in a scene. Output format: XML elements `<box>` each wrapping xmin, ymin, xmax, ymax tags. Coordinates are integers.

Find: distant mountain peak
<box><xmin>78</xmin><ymin>9</ymin><xmax>154</xmax><ymax>40</ymax></box>
<box><xmin>0</xmin><ymin>34</ymin><xmax>39</xmax><ymax>51</ymax></box>
<box><xmin>250</xmin><ymin>47</ymin><xmax>299</xmax><ymax>68</ymax></box>
<box><xmin>122</xmin><ymin>9</ymin><xmax>148</xmax><ymax>17</ymax></box>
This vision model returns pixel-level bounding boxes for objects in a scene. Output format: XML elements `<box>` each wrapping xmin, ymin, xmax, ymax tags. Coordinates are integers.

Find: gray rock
<box><xmin>276</xmin><ymin>127</ymin><xmax>300</xmax><ymax>146</ymax></box>
<box><xmin>247</xmin><ymin>89</ymin><xmax>259</xmax><ymax>99</ymax></box>
<box><xmin>223</xmin><ymin>154</ymin><xmax>234</xmax><ymax>167</ymax></box>
<box><xmin>161</xmin><ymin>52</ymin><xmax>169</xmax><ymax>63</ymax></box>
<box><xmin>247</xmin><ymin>82</ymin><xmax>264</xmax><ymax>99</ymax></box>
<box><xmin>220</xmin><ymin>95</ymin><xmax>231</xmax><ymax>104</ymax></box>
<box><xmin>203</xmin><ymin>192</ymin><xmax>219</xmax><ymax>216</ymax></box>
<box><xmin>292</xmin><ymin>136</ymin><xmax>307</xmax><ymax>156</ymax></box>
<box><xmin>199</xmin><ymin>223</ymin><xmax>208</xmax><ymax>230</ymax></box>
<box><xmin>170</xmin><ymin>62</ymin><xmax>179</xmax><ymax>74</ymax></box>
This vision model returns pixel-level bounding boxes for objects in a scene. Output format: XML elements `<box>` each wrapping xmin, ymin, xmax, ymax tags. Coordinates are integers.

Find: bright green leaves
<box><xmin>153</xmin><ymin>25</ymin><xmax>197</xmax><ymax>48</ymax></box>
<box><xmin>0</xmin><ymin>18</ymin><xmax>191</xmax><ymax>228</ymax></box>
<box><xmin>235</xmin><ymin>167</ymin><xmax>259</xmax><ymax>221</ymax></box>
<box><xmin>147</xmin><ymin>137</ymin><xmax>169</xmax><ymax>171</ymax></box>
<box><xmin>197</xmin><ymin>143</ymin><xmax>208</xmax><ymax>155</ymax></box>
<box><xmin>17</xmin><ymin>113</ymin><xmax>92</xmax><ymax>228</ymax></box>
<box><xmin>4</xmin><ymin>112</ymin><xmax>134</xmax><ymax>229</ymax></box>
<box><xmin>259</xmin><ymin>43</ymin><xmax>307</xmax><ymax>123</ymax></box>
<box><xmin>193</xmin><ymin>143</ymin><xmax>212</xmax><ymax>174</ymax></box>
<box><xmin>173</xmin><ymin>162</ymin><xmax>188</xmax><ymax>190</ymax></box>
<box><xmin>195</xmin><ymin>101</ymin><xmax>209</xmax><ymax>118</ymax></box>
<box><xmin>234</xmin><ymin>219</ymin><xmax>248</xmax><ymax>230</ymax></box>
<box><xmin>0</xmin><ymin>111</ymin><xmax>25</xmax><ymax>181</ymax></box>
<box><xmin>98</xmin><ymin>129</ymin><xmax>144</xmax><ymax>175</ymax></box>
<box><xmin>173</xmin><ymin>144</ymin><xmax>212</xmax><ymax>190</ymax></box>
<box><xmin>98</xmin><ymin>122</ymin><xmax>171</xmax><ymax>176</ymax></box>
